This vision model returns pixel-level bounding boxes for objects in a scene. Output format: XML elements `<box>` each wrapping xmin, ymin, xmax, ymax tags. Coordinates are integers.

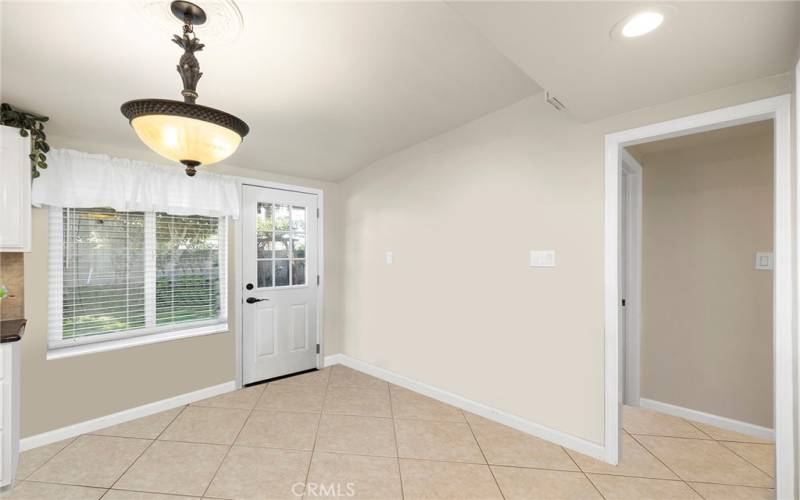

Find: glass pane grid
<box><xmin>255</xmin><ymin>203</ymin><xmax>308</xmax><ymax>288</ymax></box>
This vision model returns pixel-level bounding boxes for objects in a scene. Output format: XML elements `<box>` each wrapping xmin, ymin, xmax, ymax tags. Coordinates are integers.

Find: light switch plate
<box><xmin>385</xmin><ymin>251</ymin><xmax>393</xmax><ymax>264</ymax></box>
<box><xmin>755</xmin><ymin>252</ymin><xmax>773</xmax><ymax>270</ymax></box>
<box><xmin>530</xmin><ymin>250</ymin><xmax>556</xmax><ymax>268</ymax></box>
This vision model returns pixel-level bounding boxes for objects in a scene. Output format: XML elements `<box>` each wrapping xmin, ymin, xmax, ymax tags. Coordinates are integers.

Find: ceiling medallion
<box><xmin>121</xmin><ymin>0</ymin><xmax>249</xmax><ymax>176</ymax></box>
<box><xmin>131</xmin><ymin>0</ymin><xmax>244</xmax><ymax>44</ymax></box>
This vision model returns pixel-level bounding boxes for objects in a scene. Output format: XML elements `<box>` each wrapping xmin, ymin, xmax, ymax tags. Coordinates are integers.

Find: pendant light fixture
<box><xmin>121</xmin><ymin>1</ymin><xmax>249</xmax><ymax>176</ymax></box>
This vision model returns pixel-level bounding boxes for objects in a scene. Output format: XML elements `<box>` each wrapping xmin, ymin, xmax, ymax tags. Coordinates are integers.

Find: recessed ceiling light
<box><xmin>622</xmin><ymin>12</ymin><xmax>664</xmax><ymax>37</ymax></box>
<box><xmin>611</xmin><ymin>6</ymin><xmax>674</xmax><ymax>41</ymax></box>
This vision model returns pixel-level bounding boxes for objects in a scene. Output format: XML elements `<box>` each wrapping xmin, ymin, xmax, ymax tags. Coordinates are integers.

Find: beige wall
<box><xmin>338</xmin><ymin>73</ymin><xmax>791</xmax><ymax>444</ymax></box>
<box><xmin>635</xmin><ymin>124</ymin><xmax>774</xmax><ymax>428</ymax></box>
<box><xmin>20</xmin><ymin>136</ymin><xmax>341</xmax><ymax>438</ymax></box>
<box><xmin>18</xmin><ymin>71</ymin><xmax>791</xmax><ymax>442</ymax></box>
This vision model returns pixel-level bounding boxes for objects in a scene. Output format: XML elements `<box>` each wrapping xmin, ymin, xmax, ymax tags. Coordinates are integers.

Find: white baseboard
<box><xmin>323</xmin><ymin>354</ymin><xmax>607</xmax><ymax>462</ymax></box>
<box><xmin>639</xmin><ymin>398</ymin><xmax>774</xmax><ymax>441</ymax></box>
<box><xmin>20</xmin><ymin>381</ymin><xmax>236</xmax><ymax>451</ymax></box>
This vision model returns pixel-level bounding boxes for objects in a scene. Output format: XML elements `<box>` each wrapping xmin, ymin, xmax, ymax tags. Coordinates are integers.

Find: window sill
<box><xmin>47</xmin><ymin>323</ymin><xmax>228</xmax><ymax>360</ymax></box>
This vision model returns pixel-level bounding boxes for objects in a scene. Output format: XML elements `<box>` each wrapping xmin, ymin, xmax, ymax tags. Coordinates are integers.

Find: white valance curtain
<box><xmin>32</xmin><ymin>149</ymin><xmax>240</xmax><ymax>218</ymax></box>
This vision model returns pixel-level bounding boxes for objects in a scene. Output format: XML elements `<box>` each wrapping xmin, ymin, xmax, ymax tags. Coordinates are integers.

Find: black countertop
<box><xmin>0</xmin><ymin>319</ymin><xmax>26</xmax><ymax>343</ymax></box>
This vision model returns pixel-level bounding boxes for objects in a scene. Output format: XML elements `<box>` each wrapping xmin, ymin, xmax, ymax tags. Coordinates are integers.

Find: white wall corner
<box><xmin>323</xmin><ymin>353</ymin><xmax>345</xmax><ymax>367</ymax></box>
<box><xmin>324</xmin><ymin>354</ymin><xmax>607</xmax><ymax>462</ymax></box>
<box><xmin>639</xmin><ymin>398</ymin><xmax>774</xmax><ymax>441</ymax></box>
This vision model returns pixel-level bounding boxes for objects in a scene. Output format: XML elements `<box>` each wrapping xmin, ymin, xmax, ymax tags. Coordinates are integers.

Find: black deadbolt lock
<box><xmin>246</xmin><ymin>283</ymin><xmax>254</xmax><ymax>290</ymax></box>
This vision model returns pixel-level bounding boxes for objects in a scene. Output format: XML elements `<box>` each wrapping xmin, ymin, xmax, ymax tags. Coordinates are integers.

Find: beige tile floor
<box><xmin>2</xmin><ymin>366</ymin><xmax>775</xmax><ymax>499</ymax></box>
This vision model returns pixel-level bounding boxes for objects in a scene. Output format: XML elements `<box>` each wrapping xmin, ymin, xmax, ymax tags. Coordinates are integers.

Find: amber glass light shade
<box><xmin>121</xmin><ymin>99</ymin><xmax>249</xmax><ymax>175</ymax></box>
<box><xmin>130</xmin><ymin>114</ymin><xmax>242</xmax><ymax>166</ymax></box>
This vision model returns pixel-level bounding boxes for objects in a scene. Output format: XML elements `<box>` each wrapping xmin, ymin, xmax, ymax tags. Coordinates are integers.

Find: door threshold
<box><xmin>244</xmin><ymin>367</ymin><xmax>319</xmax><ymax>387</ymax></box>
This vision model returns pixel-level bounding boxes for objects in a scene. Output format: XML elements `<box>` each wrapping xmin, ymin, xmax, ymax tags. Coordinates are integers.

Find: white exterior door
<box><xmin>242</xmin><ymin>185</ymin><xmax>319</xmax><ymax>384</ymax></box>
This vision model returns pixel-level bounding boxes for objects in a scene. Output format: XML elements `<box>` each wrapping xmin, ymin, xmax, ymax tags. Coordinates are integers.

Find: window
<box><xmin>256</xmin><ymin>203</ymin><xmax>307</xmax><ymax>288</ymax></box>
<box><xmin>49</xmin><ymin>207</ymin><xmax>227</xmax><ymax>353</ymax></box>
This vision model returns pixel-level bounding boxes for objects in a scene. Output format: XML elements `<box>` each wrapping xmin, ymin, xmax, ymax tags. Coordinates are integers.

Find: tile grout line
<box><xmin>681</xmin><ymin>418</ymin><xmax>717</xmax><ymax>440</ymax></box>
<box><xmin>15</xmin><ymin>435</ymin><xmax>80</xmax><ymax>483</ymax></box>
<box><xmin>627</xmin><ymin>429</ymin><xmax>707</xmax><ymax>499</ymax></box>
<box><xmin>199</xmin><ymin>383</ymin><xmax>267</xmax><ymax>498</ymax></box>
<box><xmin>637</xmin><ymin>414</ymin><xmax>773</xmax><ymax>445</ymax></box>
<box><xmin>22</xmin><ymin>405</ymin><xmax>182</xmax><ymax>487</ymax></box>
<box><xmin>716</xmin><ymin>441</ymin><xmax>776</xmax><ymax>480</ymax></box>
<box><xmin>583</xmin><ymin>472</ymin><xmax>609</xmax><ymax>499</ymax></box>
<box><xmin>630</xmin><ymin>429</ymin><xmax>775</xmax><ymax>446</ymax></box>
<box><xmin>461</xmin><ymin>409</ymin><xmax>505</xmax><ymax>500</ymax></box>
<box><xmin>387</xmin><ymin>384</ymin><xmax>406</xmax><ymax>500</ymax></box>
<box><xmin>631</xmin><ymin>412</ymin><xmax>775</xmax><ymax>490</ymax></box>
<box><xmin>104</xmin><ymin>485</ymin><xmax>201</xmax><ymax>498</ymax></box>
<box><xmin>21</xmin><ymin>373</ymin><xmax>776</xmax><ymax>499</ymax></box>
<box><xmin>299</xmin><ymin>368</ymin><xmax>332</xmax><ymax>498</ymax></box>
<box><xmin>561</xmin><ymin>444</ymin><xmax>607</xmax><ymax>500</ymax></box>
<box><xmin>103</xmin><ymin>403</ymin><xmax>189</xmax><ymax>497</ymax></box>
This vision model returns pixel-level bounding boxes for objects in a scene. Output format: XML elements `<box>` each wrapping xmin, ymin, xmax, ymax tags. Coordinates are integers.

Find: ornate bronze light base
<box><xmin>170</xmin><ymin>1</ymin><xmax>207</xmax><ymax>25</ymax></box>
<box><xmin>180</xmin><ymin>160</ymin><xmax>201</xmax><ymax>177</ymax></box>
<box><xmin>120</xmin><ymin>0</ymin><xmax>249</xmax><ymax>176</ymax></box>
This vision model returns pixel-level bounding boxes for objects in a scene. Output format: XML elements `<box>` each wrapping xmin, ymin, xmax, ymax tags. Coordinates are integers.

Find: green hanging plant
<box><xmin>0</xmin><ymin>103</ymin><xmax>50</xmax><ymax>179</ymax></box>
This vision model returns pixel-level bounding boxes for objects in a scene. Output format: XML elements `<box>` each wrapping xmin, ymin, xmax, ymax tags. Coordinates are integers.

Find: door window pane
<box><xmin>274</xmin><ymin>232</ymin><xmax>290</xmax><ymax>258</ymax></box>
<box><xmin>257</xmin><ymin>232</ymin><xmax>273</xmax><ymax>258</ymax></box>
<box><xmin>291</xmin><ymin>206</ymin><xmax>306</xmax><ymax>232</ymax></box>
<box><xmin>254</xmin><ymin>201</ymin><xmax>309</xmax><ymax>288</ymax></box>
<box><xmin>292</xmin><ymin>260</ymin><xmax>306</xmax><ymax>285</ymax></box>
<box><xmin>257</xmin><ymin>260</ymin><xmax>273</xmax><ymax>288</ymax></box>
<box><xmin>292</xmin><ymin>234</ymin><xmax>306</xmax><ymax>258</ymax></box>
<box><xmin>275</xmin><ymin>260</ymin><xmax>290</xmax><ymax>286</ymax></box>
<box><xmin>275</xmin><ymin>205</ymin><xmax>290</xmax><ymax>231</ymax></box>
<box><xmin>256</xmin><ymin>203</ymin><xmax>273</xmax><ymax>232</ymax></box>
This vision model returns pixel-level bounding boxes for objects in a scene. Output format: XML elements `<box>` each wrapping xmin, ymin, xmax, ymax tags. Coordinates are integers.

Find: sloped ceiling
<box><xmin>0</xmin><ymin>1</ymin><xmax>539</xmax><ymax>181</ymax></box>
<box><xmin>1</xmin><ymin>1</ymin><xmax>798</xmax><ymax>180</ymax></box>
<box><xmin>450</xmin><ymin>1</ymin><xmax>800</xmax><ymax>122</ymax></box>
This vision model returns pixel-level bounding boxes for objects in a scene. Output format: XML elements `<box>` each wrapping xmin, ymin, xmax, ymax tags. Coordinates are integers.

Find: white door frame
<box><xmin>233</xmin><ymin>178</ymin><xmax>325</xmax><ymax>388</ymax></box>
<box><xmin>603</xmin><ymin>94</ymin><xmax>794</xmax><ymax>498</ymax></box>
<box><xmin>619</xmin><ymin>149</ymin><xmax>642</xmax><ymax>407</ymax></box>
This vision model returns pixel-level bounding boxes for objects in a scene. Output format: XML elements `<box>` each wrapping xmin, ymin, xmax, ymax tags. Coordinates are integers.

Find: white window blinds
<box><xmin>155</xmin><ymin>213</ymin><xmax>224</xmax><ymax>327</ymax></box>
<box><xmin>49</xmin><ymin>207</ymin><xmax>227</xmax><ymax>349</ymax></box>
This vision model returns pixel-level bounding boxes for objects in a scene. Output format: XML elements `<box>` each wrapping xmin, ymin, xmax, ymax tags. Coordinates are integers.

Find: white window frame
<box><xmin>47</xmin><ymin>207</ymin><xmax>229</xmax><ymax>360</ymax></box>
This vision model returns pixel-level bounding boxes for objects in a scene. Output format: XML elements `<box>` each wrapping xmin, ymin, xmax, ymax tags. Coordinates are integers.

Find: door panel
<box><xmin>242</xmin><ymin>185</ymin><xmax>319</xmax><ymax>384</ymax></box>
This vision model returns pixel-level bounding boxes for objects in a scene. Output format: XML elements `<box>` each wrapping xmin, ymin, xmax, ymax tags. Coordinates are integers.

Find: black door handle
<box><xmin>246</xmin><ymin>297</ymin><xmax>269</xmax><ymax>304</ymax></box>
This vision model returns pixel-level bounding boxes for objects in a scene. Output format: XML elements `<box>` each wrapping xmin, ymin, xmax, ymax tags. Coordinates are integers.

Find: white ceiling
<box><xmin>2</xmin><ymin>2</ymin><xmax>798</xmax><ymax>181</ymax></box>
<box><xmin>450</xmin><ymin>1</ymin><xmax>800</xmax><ymax>122</ymax></box>
<box><xmin>0</xmin><ymin>1</ymin><xmax>538</xmax><ymax>181</ymax></box>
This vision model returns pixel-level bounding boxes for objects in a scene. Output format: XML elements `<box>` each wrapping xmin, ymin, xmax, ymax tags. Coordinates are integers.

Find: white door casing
<box><xmin>620</xmin><ymin>150</ymin><xmax>642</xmax><ymax>407</ymax></box>
<box><xmin>241</xmin><ymin>185</ymin><xmax>319</xmax><ymax>384</ymax></box>
<box><xmin>604</xmin><ymin>95</ymin><xmax>793</xmax><ymax>499</ymax></box>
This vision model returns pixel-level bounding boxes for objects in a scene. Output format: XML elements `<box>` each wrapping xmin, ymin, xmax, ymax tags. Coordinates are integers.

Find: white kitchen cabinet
<box><xmin>0</xmin><ymin>125</ymin><xmax>31</xmax><ymax>252</ymax></box>
<box><xmin>0</xmin><ymin>340</ymin><xmax>20</xmax><ymax>488</ymax></box>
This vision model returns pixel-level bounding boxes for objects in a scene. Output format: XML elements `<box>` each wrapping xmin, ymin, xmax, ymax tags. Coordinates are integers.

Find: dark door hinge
<box><xmin>621</xmin><ymin>299</ymin><xmax>627</xmax><ymax>307</ymax></box>
<box><xmin>316</xmin><ymin>208</ymin><xmax>320</xmax><ymax>218</ymax></box>
<box><xmin>317</xmin><ymin>275</ymin><xmax>320</xmax><ymax>285</ymax></box>
<box><xmin>316</xmin><ymin>344</ymin><xmax>320</xmax><ymax>354</ymax></box>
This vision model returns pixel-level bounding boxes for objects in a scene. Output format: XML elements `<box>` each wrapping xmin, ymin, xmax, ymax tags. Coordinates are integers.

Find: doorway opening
<box><xmin>603</xmin><ymin>95</ymin><xmax>793</xmax><ymax>498</ymax></box>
